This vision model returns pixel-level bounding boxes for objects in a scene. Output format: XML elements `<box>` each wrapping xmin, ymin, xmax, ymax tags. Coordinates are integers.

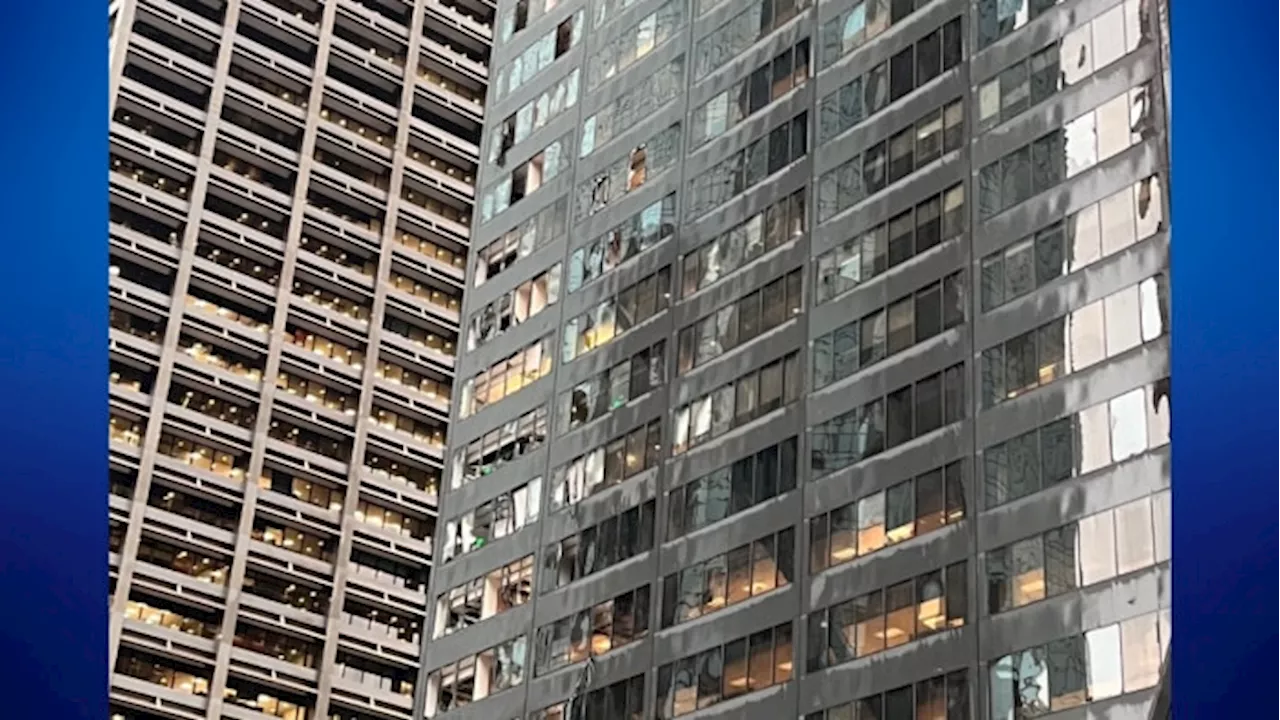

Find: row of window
<box><xmin>348</xmin><ymin>546</ymin><xmax>430</xmax><ymax>594</ymax></box>
<box><xmin>561</xmin><ymin>266</ymin><xmax>672</xmax><ymax>364</ymax></box>
<box><xmin>550</xmin><ymin>419</ymin><xmax>664</xmax><ymax>513</ymax></box>
<box><xmin>681</xmin><ymin>189</ymin><xmax>806</xmax><ymax>299</ymax></box>
<box><xmin>195</xmin><ymin>238</ymin><xmax>280</xmax><ymax>285</ymax></box>
<box><xmin>498</xmin><ymin>0</ymin><xmax>557</xmax><ymax>44</ymax></box>
<box><xmin>977</xmin><ymin>0</ymin><xmax>1146</xmax><ymax>135</ymax></box>
<box><xmin>534</xmin><ymin>584</ymin><xmax>652</xmax><ymax>676</ymax></box>
<box><xmin>282</xmin><ymin>316</ymin><xmax>365</xmax><ymax>369</ymax></box>
<box><xmin>442</xmin><ymin>477</ymin><xmax>543</xmax><ymax>563</ymax></box>
<box><xmin>810</xmin><ymin>363</ymin><xmax>967</xmax><ymax>475</ymax></box>
<box><xmin>983</xmin><ymin>380</ymin><xmax>1170</xmax><ymax>508</ymax></box>
<box><xmin>273</xmin><ymin>411</ymin><xmax>352</xmax><ymax>461</ymax></box>
<box><xmin>591</xmin><ymin>0</ymin><xmax>646</xmax><ymax>29</ymax></box>
<box><xmin>109</xmin><ymin>361</ymin><xmax>150</xmax><ymax>395</ymax></box>
<box><xmin>989</xmin><ymin>609</ymin><xmax>1168</xmax><ymax>718</ymax></box>
<box><xmin>412</xmin><ymin>461</ymin><xmax>1162</xmax><ymax>702</ymax></box>
<box><xmin>371</xmin><ymin>411</ymin><xmax>441</xmax><ymax>460</ymax></box>
<box><xmin>529</xmin><ymin>673</ymin><xmax>646</xmax><ymax>720</ymax></box>
<box><xmin>225</xmin><ymin>678</ymin><xmax>312</xmax><ymax>719</ymax></box>
<box><xmin>819</xmin><ymin>0</ymin><xmax>926</xmax><ymax>69</ymax></box>
<box><xmin>292</xmin><ymin>277</ymin><xmax>371</xmax><ymax>323</ymax></box>
<box><xmin>382</xmin><ymin>314</ymin><xmax>457</xmax><ymax>359</ymax></box>
<box><xmin>672</xmin><ymin>352</ymin><xmax>802</xmax><ymax>455</ymax></box>
<box><xmin>389</xmin><ymin>227</ymin><xmax>468</xmax><ymax>273</ymax></box>
<box><xmin>988</xmin><ymin>490</ymin><xmax>1169</xmax><ymax>616</ymax></box>
<box><xmin>661</xmin><ymin>527</ymin><xmax>795</xmax><ymax>629</ymax></box>
<box><xmin>147</xmin><ymin>483</ymin><xmax>238</xmax><ymax>531</ymax></box>
<box><xmin>170</xmin><ymin>383</ymin><xmax>256</xmax><ymax>427</ymax></box>
<box><xmin>202</xmin><ymin>558</ymin><xmax>296</xmax><ymax>615</ymax></box>
<box><xmin>813</xmin><ymin>270</ymin><xmax>966</xmax><ymax>391</ymax></box>
<box><xmin>389</xmin><ymin>271</ymin><xmax>462</xmax><ymax>318</ymax></box>
<box><xmin>807</xmin><ymin>561</ymin><xmax>968</xmax><ymax>671</ymax></box>
<box><xmin>365</xmin><ymin>451</ymin><xmax>439</xmax><ymax>497</ymax></box>
<box><xmin>814</xmin><ymin>183</ymin><xmax>966</xmax><ymax>305</ymax></box>
<box><xmin>340</xmin><ymin>599</ymin><xmax>421</xmax><ymax>644</ymax></box>
<box><xmin>981</xmin><ymin>275</ymin><xmax>1166</xmax><ymax>408</ymax></box>
<box><xmin>134</xmin><ymin>534</ymin><xmax>228</xmax><ymax>584</ymax></box>
<box><xmin>120</xmin><ymin>623</ymin><xmax>351</xmax><ymax>696</ymax></box>
<box><xmin>112</xmin><ymin>153</ymin><xmax>191</xmax><ymax>202</ymax></box>
<box><xmin>235</xmin><ymin>623</ymin><xmax>320</xmax><ymax>668</ymax></box>
<box><xmin>110</xmin><ymin>306</ymin><xmax>164</xmax><ymax>346</ymax></box>
<box><xmin>819</xmin><ymin>17</ymin><xmax>963</xmax><ymax>145</ymax></box>
<box><xmin>480</xmin><ymin>131</ymin><xmax>572</xmax><ymax>225</ymax></box>
<box><xmin>493</xmin><ymin>11</ymin><xmax>583</xmax><ymax>103</ymax></box>
<box><xmin>281</xmin><ymin>325</ymin><xmax>363</xmax><ymax>370</ymax></box>
<box><xmin>155</xmin><ymin>431</ymin><xmax>245</xmax><ymax>481</ymax></box>
<box><xmin>474</xmin><ymin>198</ymin><xmax>568</xmax><ymax>288</ymax></box>
<box><xmin>375</xmin><ymin>359</ymin><xmax>451</xmax><ymax>405</ymax></box>
<box><xmin>354</xmin><ymin>499</ymin><xmax>432</xmax><ymax>541</ymax></box>
<box><xmin>656</xmin><ymin>621</ymin><xmax>795</xmax><ymax>718</ymax></box>
<box><xmin>695</xmin><ymin>0</ymin><xmax>811</xmax><ymax>81</ymax></box>
<box><xmin>686</xmin><ymin>111</ymin><xmax>808</xmax><ymax>220</ymax></box>
<box><xmin>466</xmin><ymin>263</ymin><xmax>562</xmax><ymax>351</ymax></box>
<box><xmin>271</xmin><ymin>326</ymin><xmax>355</xmax><ymax>379</ymax></box>
<box><xmin>556</xmin><ymin>342</ymin><xmax>666</xmax><ymax>435</ymax></box>
<box><xmin>253</xmin><ymin>519</ymin><xmax>334</xmax><ymax>562</ymax></box>
<box><xmin>586</xmin><ymin>0</ymin><xmax>685</xmax><ymax>92</ymax></box>
<box><xmin>185</xmin><ymin>293</ymin><xmax>268</xmax><ymax>334</ymax></box>
<box><xmin>489</xmin><ymin>68</ymin><xmax>581</xmax><ymax>167</ymax></box>
<box><xmin>568</xmin><ymin>194</ymin><xmax>676</xmax><ymax>294</ymax></box>
<box><xmin>810</xmin><ymin>460</ymin><xmax>965</xmax><ymax>574</ymax></box>
<box><xmin>459</xmin><ymin>335</ymin><xmax>555</xmax><ymax>419</ymax></box>
<box><xmin>331</xmin><ymin>652</ymin><xmax>415</xmax><ymax>697</ymax></box>
<box><xmin>274</xmin><ymin>420</ymin><xmax>344</xmax><ymax>464</ymax></box>
<box><xmin>115</xmin><ymin>648</ymin><xmax>209</xmax><ymax>696</ymax></box>
<box><xmin>676</xmin><ymin>269</ymin><xmax>803</xmax><ymax>375</ymax></box>
<box><xmin>453</xmin><ymin>406</ymin><xmax>549</xmax><ymax>486</ymax></box>
<box><xmin>257</xmin><ymin>471</ymin><xmax>340</xmax><ymax>509</ymax></box>
<box><xmin>805</xmin><ymin>668</ymin><xmax>970</xmax><ymax>720</ymax></box>
<box><xmin>691</xmin><ymin>38</ymin><xmax>810</xmax><ymax>148</ymax></box>
<box><xmin>977</xmin><ymin>82</ymin><xmax>1153</xmax><ymax>221</ymax></box>
<box><xmin>427</xmin><ymin>634</ymin><xmax>528</xmax><ymax>716</ymax></box>
<box><xmin>576</xmin><ymin>123</ymin><xmax>683</xmax><ymax>221</ymax></box>
<box><xmin>977</xmin><ymin>0</ymin><xmax>1062</xmax><ymax>50</ymax></box>
<box><xmin>666</xmin><ymin>436</ymin><xmax>799</xmax><ymax>541</ymax></box>
<box><xmin>980</xmin><ymin>175</ymin><xmax>1164</xmax><ymax>312</ymax></box>
<box><xmin>540</xmin><ymin>500</ymin><xmax>657</xmax><ymax>593</ymax></box>
<box><xmin>434</xmin><ymin>556</ymin><xmax>535</xmax><ymax>638</ymax></box>
<box><xmin>817</xmin><ymin>99</ymin><xmax>965</xmax><ymax>224</ymax></box>
<box><xmin>581</xmin><ymin>57</ymin><xmax>685</xmax><ymax>159</ymax></box>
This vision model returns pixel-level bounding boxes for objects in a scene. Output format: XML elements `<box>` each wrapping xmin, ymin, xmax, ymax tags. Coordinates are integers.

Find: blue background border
<box><xmin>0</xmin><ymin>0</ymin><xmax>1274</xmax><ymax>717</ymax></box>
<box><xmin>1168</xmin><ymin>0</ymin><xmax>1279</xmax><ymax>715</ymax></box>
<box><xmin>0</xmin><ymin>2</ymin><xmax>108</xmax><ymax>719</ymax></box>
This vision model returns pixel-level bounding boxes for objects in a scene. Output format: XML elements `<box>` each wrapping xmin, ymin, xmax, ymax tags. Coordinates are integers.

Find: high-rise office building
<box><xmin>424</xmin><ymin>1</ymin><xmax>1171</xmax><ymax>720</ymax></box>
<box><xmin>107</xmin><ymin>0</ymin><xmax>493</xmax><ymax>718</ymax></box>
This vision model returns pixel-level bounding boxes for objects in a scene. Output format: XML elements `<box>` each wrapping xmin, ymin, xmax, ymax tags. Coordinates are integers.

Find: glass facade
<box><xmin>427</xmin><ymin>0</ymin><xmax>1172</xmax><ymax>718</ymax></box>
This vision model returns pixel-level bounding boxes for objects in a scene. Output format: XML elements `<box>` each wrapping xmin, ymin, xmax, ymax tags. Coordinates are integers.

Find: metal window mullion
<box><xmin>963</xmin><ymin>2</ymin><xmax>987</xmax><ymax>716</ymax></box>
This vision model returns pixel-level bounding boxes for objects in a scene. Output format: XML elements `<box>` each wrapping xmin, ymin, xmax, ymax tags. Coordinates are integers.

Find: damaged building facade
<box><xmin>424</xmin><ymin>0</ymin><xmax>1172</xmax><ymax>718</ymax></box>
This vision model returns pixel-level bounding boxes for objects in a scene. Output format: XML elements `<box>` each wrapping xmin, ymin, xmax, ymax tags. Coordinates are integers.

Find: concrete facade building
<box><xmin>107</xmin><ymin>0</ymin><xmax>492</xmax><ymax>718</ymax></box>
<box><xmin>423</xmin><ymin>0</ymin><xmax>1171</xmax><ymax>719</ymax></box>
